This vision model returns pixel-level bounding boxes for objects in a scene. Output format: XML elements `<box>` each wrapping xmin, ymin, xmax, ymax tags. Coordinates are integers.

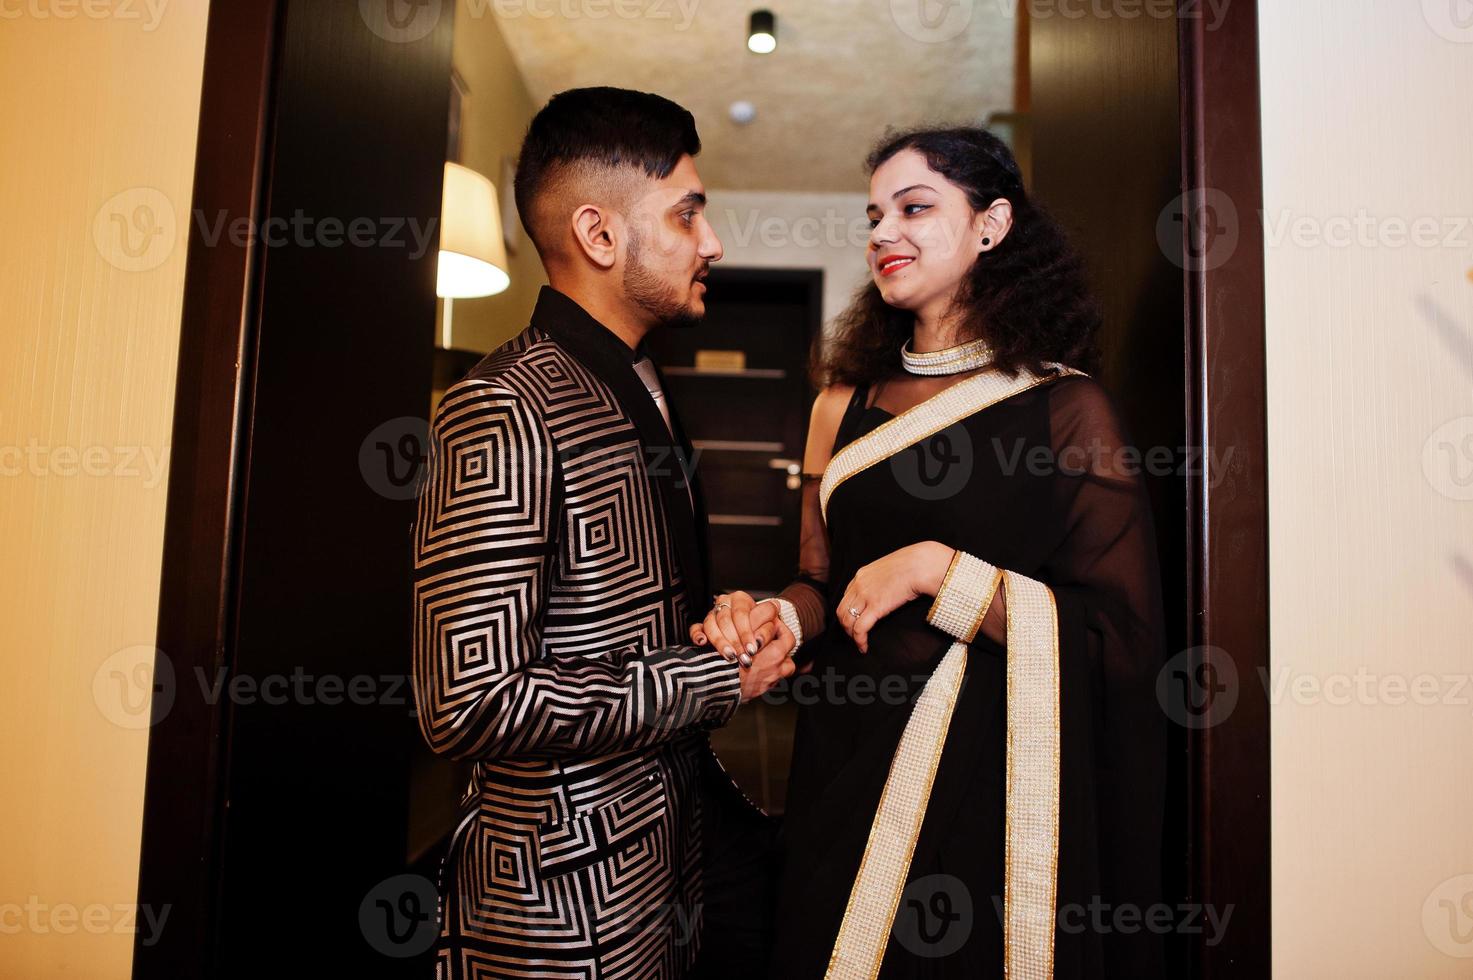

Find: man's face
<box><xmin>621</xmin><ymin>154</ymin><xmax>724</xmax><ymax>329</ymax></box>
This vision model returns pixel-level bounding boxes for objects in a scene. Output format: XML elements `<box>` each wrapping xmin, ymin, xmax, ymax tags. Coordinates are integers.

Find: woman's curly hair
<box><xmin>814</xmin><ymin>126</ymin><xmax>1101</xmax><ymax>387</ymax></box>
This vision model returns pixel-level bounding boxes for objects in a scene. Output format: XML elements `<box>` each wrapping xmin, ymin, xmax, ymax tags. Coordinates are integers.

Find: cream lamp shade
<box><xmin>437</xmin><ymin>161</ymin><xmax>510</xmax><ymax>298</ymax></box>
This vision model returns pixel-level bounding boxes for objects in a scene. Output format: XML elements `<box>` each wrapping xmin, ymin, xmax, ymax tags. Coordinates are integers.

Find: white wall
<box><xmin>706</xmin><ymin>189</ymin><xmax>872</xmax><ymax>339</ymax></box>
<box><xmin>441</xmin><ymin>0</ymin><xmax>545</xmax><ymax>356</ymax></box>
<box><xmin>1260</xmin><ymin>3</ymin><xmax>1473</xmax><ymax>975</ymax></box>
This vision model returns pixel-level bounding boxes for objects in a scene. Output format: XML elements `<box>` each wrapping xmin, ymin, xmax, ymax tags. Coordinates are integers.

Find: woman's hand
<box><xmin>690</xmin><ymin>590</ymin><xmax>780</xmax><ymax>666</ymax></box>
<box><xmin>838</xmin><ymin>541</ymin><xmax>954</xmax><ymax>653</ymax></box>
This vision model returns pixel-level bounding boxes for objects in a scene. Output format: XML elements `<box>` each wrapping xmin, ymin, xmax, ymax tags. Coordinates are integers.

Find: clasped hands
<box><xmin>689</xmin><ymin>541</ymin><xmax>954</xmax><ymax>702</ymax></box>
<box><xmin>688</xmin><ymin>592</ymin><xmax>796</xmax><ymax>702</ymax></box>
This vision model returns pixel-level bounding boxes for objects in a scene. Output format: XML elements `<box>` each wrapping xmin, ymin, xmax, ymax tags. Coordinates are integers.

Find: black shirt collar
<box><xmin>530</xmin><ymin>285</ymin><xmax>651</xmax><ymax>365</ymax></box>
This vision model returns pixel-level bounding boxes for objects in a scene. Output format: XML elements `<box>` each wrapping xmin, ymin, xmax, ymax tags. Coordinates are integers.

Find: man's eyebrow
<box><xmin>866</xmin><ymin>184</ymin><xmax>937</xmax><ymax>214</ymax></box>
<box><xmin>672</xmin><ymin>190</ymin><xmax>706</xmax><ymax>209</ymax></box>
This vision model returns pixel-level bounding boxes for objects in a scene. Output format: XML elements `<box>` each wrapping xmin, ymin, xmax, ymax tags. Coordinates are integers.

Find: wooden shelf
<box><xmin>662</xmin><ymin>366</ymin><xmax>787</xmax><ymax>379</ymax></box>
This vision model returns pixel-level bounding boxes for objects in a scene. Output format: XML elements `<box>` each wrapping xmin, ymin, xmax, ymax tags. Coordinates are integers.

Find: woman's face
<box><xmin>865</xmin><ymin>148</ymin><xmax>993</xmax><ymax>322</ymax></box>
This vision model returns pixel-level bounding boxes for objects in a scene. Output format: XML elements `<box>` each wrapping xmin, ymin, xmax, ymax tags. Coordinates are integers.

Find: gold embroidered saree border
<box><xmin>818</xmin><ymin>365</ymin><xmax>1083</xmax><ymax>524</ymax></box>
<box><xmin>819</xmin><ymin>362</ymin><xmax>1078</xmax><ymax>977</ymax></box>
<box><xmin>823</xmin><ymin>571</ymin><xmax>1062</xmax><ymax>980</ymax></box>
<box><xmin>1002</xmin><ymin>571</ymin><xmax>1061</xmax><ymax>980</ymax></box>
<box><xmin>824</xmin><ymin>641</ymin><xmax>968</xmax><ymax>980</ymax></box>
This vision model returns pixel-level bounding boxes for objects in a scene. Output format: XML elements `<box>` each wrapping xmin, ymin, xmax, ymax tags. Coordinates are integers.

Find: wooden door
<box><xmin>647</xmin><ymin>267</ymin><xmax>821</xmax><ymax>596</ymax></box>
<box><xmin>133</xmin><ymin>1</ymin><xmax>452</xmax><ymax>975</ymax></box>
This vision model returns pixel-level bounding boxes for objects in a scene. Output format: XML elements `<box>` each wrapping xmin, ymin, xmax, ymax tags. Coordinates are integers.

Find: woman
<box><xmin>693</xmin><ymin>127</ymin><xmax>1167</xmax><ymax>978</ymax></box>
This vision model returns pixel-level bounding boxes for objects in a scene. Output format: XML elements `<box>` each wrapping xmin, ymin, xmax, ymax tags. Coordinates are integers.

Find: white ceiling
<box><xmin>488</xmin><ymin>0</ymin><xmax>1017</xmax><ymax>193</ymax></box>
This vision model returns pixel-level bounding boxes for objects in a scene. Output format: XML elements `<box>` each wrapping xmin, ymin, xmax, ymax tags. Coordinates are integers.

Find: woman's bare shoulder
<box><xmin>805</xmin><ymin>384</ymin><xmax>856</xmax><ymax>460</ymax></box>
<box><xmin>813</xmin><ymin>383</ymin><xmax>855</xmax><ymax>414</ymax></box>
<box><xmin>811</xmin><ymin>384</ymin><xmax>855</xmax><ymax>429</ymax></box>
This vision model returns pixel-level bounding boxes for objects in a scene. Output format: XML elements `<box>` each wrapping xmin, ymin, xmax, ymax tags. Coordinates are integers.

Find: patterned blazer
<box><xmin>412</xmin><ymin>285</ymin><xmax>752</xmax><ymax>979</ymax></box>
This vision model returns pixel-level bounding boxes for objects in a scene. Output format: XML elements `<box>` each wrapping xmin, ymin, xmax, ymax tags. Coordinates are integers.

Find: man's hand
<box><xmin>738</xmin><ymin>619</ymin><xmax>797</xmax><ymax>702</ymax></box>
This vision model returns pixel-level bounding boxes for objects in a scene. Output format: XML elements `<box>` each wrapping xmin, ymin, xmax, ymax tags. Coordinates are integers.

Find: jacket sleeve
<box><xmin>412</xmin><ymin>379</ymin><xmax>743</xmax><ymax>761</ymax></box>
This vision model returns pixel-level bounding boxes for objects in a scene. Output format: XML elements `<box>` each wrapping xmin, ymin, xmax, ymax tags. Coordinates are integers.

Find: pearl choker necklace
<box><xmin>900</xmin><ymin>337</ymin><xmax>996</xmax><ymax>376</ymax></box>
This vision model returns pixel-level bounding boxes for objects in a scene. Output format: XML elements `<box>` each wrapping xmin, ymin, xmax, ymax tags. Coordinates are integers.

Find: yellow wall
<box><xmin>1261</xmin><ymin>4</ymin><xmax>1473</xmax><ymax>975</ymax></box>
<box><xmin>0</xmin><ymin>3</ymin><xmax>209</xmax><ymax>976</ymax></box>
<box><xmin>443</xmin><ymin>0</ymin><xmax>546</xmax><ymax>354</ymax></box>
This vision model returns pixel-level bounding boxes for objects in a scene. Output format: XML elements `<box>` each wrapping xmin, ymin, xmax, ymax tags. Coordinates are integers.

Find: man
<box><xmin>412</xmin><ymin>87</ymin><xmax>797</xmax><ymax>979</ymax></box>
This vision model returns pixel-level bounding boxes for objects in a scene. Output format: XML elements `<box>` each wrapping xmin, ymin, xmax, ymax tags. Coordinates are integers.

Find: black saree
<box><xmin>769</xmin><ymin>368</ymin><xmax>1167</xmax><ymax>979</ymax></box>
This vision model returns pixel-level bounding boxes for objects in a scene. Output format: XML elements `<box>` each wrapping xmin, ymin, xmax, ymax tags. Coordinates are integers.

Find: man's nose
<box><xmin>701</xmin><ymin>226</ymin><xmax>724</xmax><ymax>263</ymax></box>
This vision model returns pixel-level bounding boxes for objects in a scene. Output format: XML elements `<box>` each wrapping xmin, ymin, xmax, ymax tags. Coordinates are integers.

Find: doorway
<box><xmin>133</xmin><ymin>2</ymin><xmax>1268</xmax><ymax>977</ymax></box>
<box><xmin>647</xmin><ymin>266</ymin><xmax>823</xmax><ymax>815</ymax></box>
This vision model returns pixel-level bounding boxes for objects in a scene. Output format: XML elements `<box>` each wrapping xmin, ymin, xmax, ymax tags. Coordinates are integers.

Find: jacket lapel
<box><xmin>654</xmin><ymin>359</ymin><xmax>713</xmax><ymax>607</ymax></box>
<box><xmin>531</xmin><ymin>286</ymin><xmax>710</xmax><ymax>616</ymax></box>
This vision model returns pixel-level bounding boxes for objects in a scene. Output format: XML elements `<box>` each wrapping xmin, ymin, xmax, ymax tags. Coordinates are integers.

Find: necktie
<box><xmin>632</xmin><ymin>355</ymin><xmax>694</xmax><ymax>511</ymax></box>
<box><xmin>632</xmin><ymin>355</ymin><xmax>674</xmax><ymax>437</ymax></box>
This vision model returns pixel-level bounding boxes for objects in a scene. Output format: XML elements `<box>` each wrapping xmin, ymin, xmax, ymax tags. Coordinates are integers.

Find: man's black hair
<box><xmin>513</xmin><ymin>87</ymin><xmax>701</xmax><ymax>256</ymax></box>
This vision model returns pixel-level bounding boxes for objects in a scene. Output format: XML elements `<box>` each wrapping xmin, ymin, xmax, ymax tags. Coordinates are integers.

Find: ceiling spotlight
<box><xmin>729</xmin><ymin>100</ymin><xmax>757</xmax><ymax>125</ymax></box>
<box><xmin>747</xmin><ymin>10</ymin><xmax>776</xmax><ymax>54</ymax></box>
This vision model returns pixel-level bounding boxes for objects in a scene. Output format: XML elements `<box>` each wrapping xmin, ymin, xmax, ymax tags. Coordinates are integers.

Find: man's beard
<box><xmin>624</xmin><ymin>230</ymin><xmax>704</xmax><ymax>330</ymax></box>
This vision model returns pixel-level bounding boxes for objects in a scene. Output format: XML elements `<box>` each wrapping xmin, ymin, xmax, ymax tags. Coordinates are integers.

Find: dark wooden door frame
<box><xmin>1179</xmin><ymin>2</ymin><xmax>1271</xmax><ymax>976</ymax></box>
<box><xmin>135</xmin><ymin>2</ymin><xmax>1271</xmax><ymax>976</ymax></box>
<box><xmin>132</xmin><ymin>0</ymin><xmax>454</xmax><ymax>974</ymax></box>
<box><xmin>132</xmin><ymin>0</ymin><xmax>280</xmax><ymax>974</ymax></box>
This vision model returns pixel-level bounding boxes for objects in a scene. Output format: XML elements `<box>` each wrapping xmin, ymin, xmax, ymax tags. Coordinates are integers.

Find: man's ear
<box><xmin>570</xmin><ymin>204</ymin><xmax>618</xmax><ymax>270</ymax></box>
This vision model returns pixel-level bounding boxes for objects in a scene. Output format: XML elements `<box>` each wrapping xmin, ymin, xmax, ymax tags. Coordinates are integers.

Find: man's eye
<box><xmin>681</xmin><ymin>210</ymin><xmax>696</xmax><ymax>225</ymax></box>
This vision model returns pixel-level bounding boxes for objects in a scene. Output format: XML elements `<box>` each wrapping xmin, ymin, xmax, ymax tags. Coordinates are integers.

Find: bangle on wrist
<box><xmin>758</xmin><ymin>597</ymin><xmax>803</xmax><ymax>652</ymax></box>
<box><xmin>926</xmin><ymin>550</ymin><xmax>1003</xmax><ymax>644</ymax></box>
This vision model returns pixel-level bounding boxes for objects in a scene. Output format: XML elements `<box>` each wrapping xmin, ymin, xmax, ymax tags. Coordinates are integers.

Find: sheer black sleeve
<box><xmin>1044</xmin><ymin>374</ymin><xmax>1168</xmax><ymax>976</ymax></box>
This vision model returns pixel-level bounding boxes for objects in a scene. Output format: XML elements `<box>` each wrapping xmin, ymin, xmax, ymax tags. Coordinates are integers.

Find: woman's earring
<box><xmin>981</xmin><ymin>237</ymin><xmax>991</xmax><ymax>247</ymax></box>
